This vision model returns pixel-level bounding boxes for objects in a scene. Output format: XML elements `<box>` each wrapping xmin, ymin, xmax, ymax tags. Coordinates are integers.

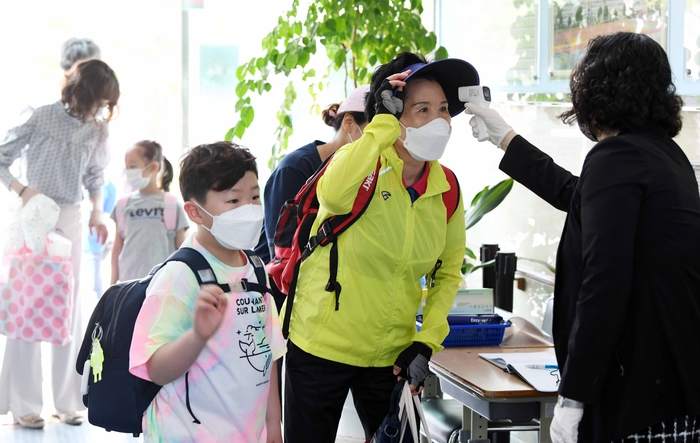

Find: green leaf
<box><xmin>325</xmin><ymin>18</ymin><xmax>337</xmax><ymax>32</ymax></box>
<box><xmin>470</xmin><ymin>186</ymin><xmax>489</xmax><ymax>207</ymax></box>
<box><xmin>464</xmin><ymin>178</ymin><xmax>514</xmax><ymax>230</ymax></box>
<box><xmin>297</xmin><ymin>50</ymin><xmax>310</xmax><ymax>67</ymax></box>
<box><xmin>518</xmin><ymin>257</ymin><xmax>557</xmax><ymax>274</ymax></box>
<box><xmin>462</xmin><ymin>259</ymin><xmax>495</xmax><ymax>276</ymax></box>
<box><xmin>234</xmin><ymin>97</ymin><xmax>250</xmax><ymax>112</ymax></box>
<box><xmin>333</xmin><ymin>48</ymin><xmax>346</xmax><ymax>68</ymax></box>
<box><xmin>435</xmin><ymin>46</ymin><xmax>449</xmax><ymax>60</ymax></box>
<box><xmin>464</xmin><ymin>247</ymin><xmax>476</xmax><ymax>260</ymax></box>
<box><xmin>235</xmin><ymin>81</ymin><xmax>248</xmax><ymax>98</ymax></box>
<box><xmin>241</xmin><ymin>106</ymin><xmax>255</xmax><ymax>126</ymax></box>
<box><xmin>233</xmin><ymin>121</ymin><xmax>247</xmax><ymax>139</ymax></box>
<box><xmin>285</xmin><ymin>53</ymin><xmax>299</xmax><ymax>71</ymax></box>
<box><xmin>224</xmin><ymin>127</ymin><xmax>235</xmax><ymax>142</ymax></box>
<box><xmin>461</xmin><ymin>263</ymin><xmax>474</xmax><ymax>275</ymax></box>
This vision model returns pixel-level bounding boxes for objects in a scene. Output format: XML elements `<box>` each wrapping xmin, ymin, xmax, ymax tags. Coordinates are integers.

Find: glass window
<box><xmin>549</xmin><ymin>0</ymin><xmax>668</xmax><ymax>81</ymax></box>
<box><xmin>685</xmin><ymin>0</ymin><xmax>700</xmax><ymax>83</ymax></box>
<box><xmin>440</xmin><ymin>0</ymin><xmax>539</xmax><ymax>88</ymax></box>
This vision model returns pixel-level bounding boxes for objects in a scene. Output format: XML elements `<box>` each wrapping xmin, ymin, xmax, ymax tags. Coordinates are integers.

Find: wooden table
<box><xmin>429</xmin><ymin>346</ymin><xmax>558</xmax><ymax>443</ymax></box>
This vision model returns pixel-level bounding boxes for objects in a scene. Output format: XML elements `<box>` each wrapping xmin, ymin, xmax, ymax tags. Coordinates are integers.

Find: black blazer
<box><xmin>500</xmin><ymin>133</ymin><xmax>700</xmax><ymax>442</ymax></box>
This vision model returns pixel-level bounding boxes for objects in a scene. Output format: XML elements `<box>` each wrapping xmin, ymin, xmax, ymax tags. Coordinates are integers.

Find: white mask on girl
<box><xmin>196</xmin><ymin>203</ymin><xmax>264</xmax><ymax>250</ymax></box>
<box><xmin>399</xmin><ymin>118</ymin><xmax>452</xmax><ymax>162</ymax></box>
<box><xmin>348</xmin><ymin>124</ymin><xmax>364</xmax><ymax>143</ymax></box>
<box><xmin>125</xmin><ymin>166</ymin><xmax>152</xmax><ymax>190</ymax></box>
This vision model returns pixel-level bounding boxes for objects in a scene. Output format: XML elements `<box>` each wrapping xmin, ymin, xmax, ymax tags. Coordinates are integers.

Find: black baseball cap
<box><xmin>401</xmin><ymin>58</ymin><xmax>480</xmax><ymax>117</ymax></box>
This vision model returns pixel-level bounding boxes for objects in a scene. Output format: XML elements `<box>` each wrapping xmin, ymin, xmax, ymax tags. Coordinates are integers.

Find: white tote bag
<box><xmin>371</xmin><ymin>379</ymin><xmax>432</xmax><ymax>443</ymax></box>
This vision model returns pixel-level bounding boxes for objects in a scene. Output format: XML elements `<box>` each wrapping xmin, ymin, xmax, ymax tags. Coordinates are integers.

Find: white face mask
<box><xmin>399</xmin><ymin>118</ymin><xmax>452</xmax><ymax>162</ymax></box>
<box><xmin>125</xmin><ymin>166</ymin><xmax>152</xmax><ymax>190</ymax></box>
<box><xmin>348</xmin><ymin>124</ymin><xmax>364</xmax><ymax>143</ymax></box>
<box><xmin>196</xmin><ymin>203</ymin><xmax>264</xmax><ymax>250</ymax></box>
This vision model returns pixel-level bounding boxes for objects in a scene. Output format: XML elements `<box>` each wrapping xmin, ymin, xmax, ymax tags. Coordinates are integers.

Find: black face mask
<box><xmin>578</xmin><ymin>122</ymin><xmax>598</xmax><ymax>142</ymax></box>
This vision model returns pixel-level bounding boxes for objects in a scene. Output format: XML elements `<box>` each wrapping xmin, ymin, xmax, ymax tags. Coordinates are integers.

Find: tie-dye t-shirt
<box><xmin>129</xmin><ymin>234</ymin><xmax>286</xmax><ymax>443</ymax></box>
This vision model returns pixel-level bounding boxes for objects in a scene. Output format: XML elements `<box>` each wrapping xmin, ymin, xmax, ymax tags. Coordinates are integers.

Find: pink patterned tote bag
<box><xmin>0</xmin><ymin>246</ymin><xmax>74</xmax><ymax>345</ymax></box>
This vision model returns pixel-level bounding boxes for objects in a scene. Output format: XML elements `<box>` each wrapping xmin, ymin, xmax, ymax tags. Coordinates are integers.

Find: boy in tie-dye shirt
<box><xmin>129</xmin><ymin>142</ymin><xmax>285</xmax><ymax>443</ymax></box>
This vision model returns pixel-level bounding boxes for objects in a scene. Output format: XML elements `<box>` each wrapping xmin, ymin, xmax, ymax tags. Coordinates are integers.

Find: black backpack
<box><xmin>76</xmin><ymin>247</ymin><xmax>269</xmax><ymax>437</ymax></box>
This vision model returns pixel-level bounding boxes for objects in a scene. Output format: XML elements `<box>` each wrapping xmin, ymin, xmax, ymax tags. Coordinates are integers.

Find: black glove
<box><xmin>394</xmin><ymin>342</ymin><xmax>432</xmax><ymax>387</ymax></box>
<box><xmin>374</xmin><ymin>79</ymin><xmax>404</xmax><ymax>119</ymax></box>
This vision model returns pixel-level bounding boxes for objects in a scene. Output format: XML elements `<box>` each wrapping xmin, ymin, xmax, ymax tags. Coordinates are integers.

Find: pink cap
<box><xmin>337</xmin><ymin>84</ymin><xmax>370</xmax><ymax>115</ymax></box>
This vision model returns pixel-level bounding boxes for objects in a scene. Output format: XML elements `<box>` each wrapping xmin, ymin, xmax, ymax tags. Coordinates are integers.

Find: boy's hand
<box><xmin>193</xmin><ymin>284</ymin><xmax>228</xmax><ymax>342</ymax></box>
<box><xmin>266</xmin><ymin>425</ymin><xmax>282</xmax><ymax>443</ymax></box>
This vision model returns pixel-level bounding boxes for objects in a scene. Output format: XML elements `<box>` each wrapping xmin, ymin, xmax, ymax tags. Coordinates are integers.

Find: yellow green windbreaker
<box><xmin>287</xmin><ymin>114</ymin><xmax>466</xmax><ymax>367</ymax></box>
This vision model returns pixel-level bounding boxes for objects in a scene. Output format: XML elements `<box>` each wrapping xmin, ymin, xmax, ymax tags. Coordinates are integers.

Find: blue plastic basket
<box><xmin>417</xmin><ymin>320</ymin><xmax>511</xmax><ymax>347</ymax></box>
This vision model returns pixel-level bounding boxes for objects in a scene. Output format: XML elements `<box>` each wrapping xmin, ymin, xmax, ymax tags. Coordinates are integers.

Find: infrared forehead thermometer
<box><xmin>459</xmin><ymin>86</ymin><xmax>491</xmax><ymax>142</ymax></box>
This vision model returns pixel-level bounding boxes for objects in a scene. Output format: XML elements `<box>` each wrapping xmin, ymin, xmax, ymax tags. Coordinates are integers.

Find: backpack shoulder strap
<box><xmin>155</xmin><ymin>247</ymin><xmax>231</xmax><ymax>293</ymax></box>
<box><xmin>282</xmin><ymin>156</ymin><xmax>381</xmax><ymax>338</ymax></box>
<box><xmin>440</xmin><ymin>165</ymin><xmax>460</xmax><ymax>222</ymax></box>
<box><xmin>162</xmin><ymin>192</ymin><xmax>178</xmax><ymax>232</ymax></box>
<box><xmin>114</xmin><ymin>195</ymin><xmax>130</xmax><ymax>237</ymax></box>
<box><xmin>242</xmin><ymin>250</ymin><xmax>272</xmax><ymax>296</ymax></box>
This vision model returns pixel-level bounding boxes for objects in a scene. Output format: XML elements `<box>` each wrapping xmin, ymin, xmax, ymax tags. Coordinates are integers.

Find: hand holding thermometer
<box><xmin>458</xmin><ymin>86</ymin><xmax>491</xmax><ymax>142</ymax></box>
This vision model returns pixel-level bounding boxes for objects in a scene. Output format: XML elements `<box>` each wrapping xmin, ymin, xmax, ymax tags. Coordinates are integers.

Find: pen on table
<box><xmin>525</xmin><ymin>364</ymin><xmax>559</xmax><ymax>370</ymax></box>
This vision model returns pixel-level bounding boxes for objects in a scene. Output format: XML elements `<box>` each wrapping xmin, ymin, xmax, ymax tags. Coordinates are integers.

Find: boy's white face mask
<box><xmin>399</xmin><ymin>118</ymin><xmax>452</xmax><ymax>162</ymax></box>
<box><xmin>196</xmin><ymin>203</ymin><xmax>263</xmax><ymax>251</ymax></box>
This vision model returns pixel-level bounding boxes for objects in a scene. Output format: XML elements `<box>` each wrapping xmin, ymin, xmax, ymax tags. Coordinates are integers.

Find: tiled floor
<box><xmin>0</xmin><ymin>421</ymin><xmax>364</xmax><ymax>443</ymax></box>
<box><xmin>0</xmin><ymin>253</ymin><xmax>368</xmax><ymax>443</ymax></box>
<box><xmin>0</xmin><ymin>412</ymin><xmax>364</xmax><ymax>443</ymax></box>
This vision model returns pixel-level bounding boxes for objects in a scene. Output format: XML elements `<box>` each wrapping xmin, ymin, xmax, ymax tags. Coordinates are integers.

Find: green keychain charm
<box><xmin>90</xmin><ymin>338</ymin><xmax>104</xmax><ymax>383</ymax></box>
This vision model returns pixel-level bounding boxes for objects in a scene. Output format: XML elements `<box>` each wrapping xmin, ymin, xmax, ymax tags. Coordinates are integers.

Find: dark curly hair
<box><xmin>61</xmin><ymin>59</ymin><xmax>120</xmax><ymax>122</ymax></box>
<box><xmin>559</xmin><ymin>32</ymin><xmax>683</xmax><ymax>138</ymax></box>
<box><xmin>179</xmin><ymin>141</ymin><xmax>258</xmax><ymax>204</ymax></box>
<box><xmin>366</xmin><ymin>52</ymin><xmax>437</xmax><ymax>122</ymax></box>
<box><xmin>134</xmin><ymin>140</ymin><xmax>174</xmax><ymax>192</ymax></box>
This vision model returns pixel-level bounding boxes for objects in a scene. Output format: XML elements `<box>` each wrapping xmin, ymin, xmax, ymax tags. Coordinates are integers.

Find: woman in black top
<box><xmin>467</xmin><ymin>32</ymin><xmax>700</xmax><ymax>443</ymax></box>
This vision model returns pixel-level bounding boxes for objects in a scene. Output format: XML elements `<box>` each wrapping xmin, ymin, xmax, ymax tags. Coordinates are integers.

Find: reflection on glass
<box><xmin>440</xmin><ymin>0</ymin><xmax>539</xmax><ymax>87</ymax></box>
<box><xmin>549</xmin><ymin>1</ymin><xmax>668</xmax><ymax>80</ymax></box>
<box><xmin>685</xmin><ymin>0</ymin><xmax>700</xmax><ymax>82</ymax></box>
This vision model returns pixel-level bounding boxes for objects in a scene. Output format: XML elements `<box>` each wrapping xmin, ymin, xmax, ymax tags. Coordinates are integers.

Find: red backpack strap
<box><xmin>441</xmin><ymin>165</ymin><xmax>460</xmax><ymax>222</ymax></box>
<box><xmin>282</xmin><ymin>156</ymin><xmax>382</xmax><ymax>338</ymax></box>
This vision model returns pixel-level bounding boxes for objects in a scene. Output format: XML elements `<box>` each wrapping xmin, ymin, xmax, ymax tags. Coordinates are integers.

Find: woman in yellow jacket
<box><xmin>284</xmin><ymin>52</ymin><xmax>479</xmax><ymax>442</ymax></box>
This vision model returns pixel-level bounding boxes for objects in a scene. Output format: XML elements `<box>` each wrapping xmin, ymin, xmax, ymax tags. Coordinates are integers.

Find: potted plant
<box><xmin>226</xmin><ymin>0</ymin><xmax>448</xmax><ymax>169</ymax></box>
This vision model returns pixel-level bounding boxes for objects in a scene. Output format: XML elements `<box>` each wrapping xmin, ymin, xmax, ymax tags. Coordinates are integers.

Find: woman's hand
<box><xmin>20</xmin><ymin>187</ymin><xmax>42</xmax><ymax>206</ymax></box>
<box><xmin>193</xmin><ymin>284</ymin><xmax>228</xmax><ymax>342</ymax></box>
<box><xmin>89</xmin><ymin>210</ymin><xmax>109</xmax><ymax>245</ymax></box>
<box><xmin>374</xmin><ymin>69</ymin><xmax>412</xmax><ymax>119</ymax></box>
<box><xmin>464</xmin><ymin>103</ymin><xmax>516</xmax><ymax>151</ymax></box>
<box><xmin>393</xmin><ymin>341</ymin><xmax>432</xmax><ymax>395</ymax></box>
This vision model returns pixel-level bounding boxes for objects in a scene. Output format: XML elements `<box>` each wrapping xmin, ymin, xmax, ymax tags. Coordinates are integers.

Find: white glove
<box><xmin>464</xmin><ymin>103</ymin><xmax>514</xmax><ymax>150</ymax></box>
<box><xmin>550</xmin><ymin>402</ymin><xmax>584</xmax><ymax>443</ymax></box>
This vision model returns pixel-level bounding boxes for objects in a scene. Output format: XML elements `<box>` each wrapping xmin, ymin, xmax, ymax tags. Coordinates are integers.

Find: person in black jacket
<box><xmin>466</xmin><ymin>32</ymin><xmax>700</xmax><ymax>443</ymax></box>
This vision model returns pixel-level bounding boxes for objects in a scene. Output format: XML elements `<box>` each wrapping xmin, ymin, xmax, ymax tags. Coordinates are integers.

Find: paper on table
<box><xmin>496</xmin><ymin>308</ymin><xmax>553</xmax><ymax>348</ymax></box>
<box><xmin>479</xmin><ymin>351</ymin><xmax>559</xmax><ymax>393</ymax></box>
